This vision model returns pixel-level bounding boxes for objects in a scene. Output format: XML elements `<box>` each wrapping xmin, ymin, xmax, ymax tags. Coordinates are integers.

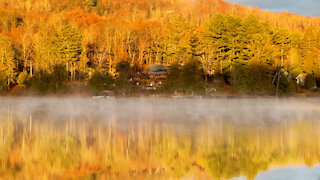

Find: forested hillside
<box><xmin>0</xmin><ymin>0</ymin><xmax>319</xmax><ymax>94</ymax></box>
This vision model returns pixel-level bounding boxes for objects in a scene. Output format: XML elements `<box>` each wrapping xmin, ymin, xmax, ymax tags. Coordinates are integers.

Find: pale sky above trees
<box><xmin>226</xmin><ymin>0</ymin><xmax>320</xmax><ymax>17</ymax></box>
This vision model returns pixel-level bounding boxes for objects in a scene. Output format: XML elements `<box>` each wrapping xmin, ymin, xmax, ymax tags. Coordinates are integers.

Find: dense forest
<box><xmin>0</xmin><ymin>0</ymin><xmax>320</xmax><ymax>95</ymax></box>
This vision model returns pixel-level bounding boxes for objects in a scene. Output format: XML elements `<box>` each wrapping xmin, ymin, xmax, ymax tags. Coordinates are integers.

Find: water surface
<box><xmin>0</xmin><ymin>97</ymin><xmax>319</xmax><ymax>179</ymax></box>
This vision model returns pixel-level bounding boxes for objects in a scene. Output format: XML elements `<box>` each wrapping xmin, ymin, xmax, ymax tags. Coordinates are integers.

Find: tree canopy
<box><xmin>0</xmin><ymin>0</ymin><xmax>319</xmax><ymax>93</ymax></box>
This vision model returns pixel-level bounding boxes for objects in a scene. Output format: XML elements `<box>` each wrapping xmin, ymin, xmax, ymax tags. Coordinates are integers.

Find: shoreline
<box><xmin>1</xmin><ymin>92</ymin><xmax>320</xmax><ymax>99</ymax></box>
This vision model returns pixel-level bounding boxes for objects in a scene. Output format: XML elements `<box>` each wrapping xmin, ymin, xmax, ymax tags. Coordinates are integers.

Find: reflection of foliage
<box><xmin>162</xmin><ymin>138</ymin><xmax>192</xmax><ymax>178</ymax></box>
<box><xmin>0</xmin><ymin>116</ymin><xmax>319</xmax><ymax>179</ymax></box>
<box><xmin>239</xmin><ymin>151</ymin><xmax>269</xmax><ymax>180</ymax></box>
<box><xmin>206</xmin><ymin>148</ymin><xmax>269</xmax><ymax>180</ymax></box>
<box><xmin>206</xmin><ymin>148</ymin><xmax>241</xmax><ymax>179</ymax></box>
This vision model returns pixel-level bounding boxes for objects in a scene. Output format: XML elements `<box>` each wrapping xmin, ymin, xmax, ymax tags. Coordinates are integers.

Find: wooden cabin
<box><xmin>296</xmin><ymin>73</ymin><xmax>307</xmax><ymax>87</ymax></box>
<box><xmin>136</xmin><ymin>65</ymin><xmax>169</xmax><ymax>88</ymax></box>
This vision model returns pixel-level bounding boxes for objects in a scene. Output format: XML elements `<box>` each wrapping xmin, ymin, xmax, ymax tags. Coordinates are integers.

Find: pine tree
<box><xmin>205</xmin><ymin>14</ymin><xmax>230</xmax><ymax>72</ymax></box>
<box><xmin>52</xmin><ymin>25</ymin><xmax>82</xmax><ymax>81</ymax></box>
<box><xmin>241</xmin><ymin>15</ymin><xmax>273</xmax><ymax>66</ymax></box>
<box><xmin>300</xmin><ymin>27</ymin><xmax>319</xmax><ymax>74</ymax></box>
<box><xmin>289</xmin><ymin>32</ymin><xmax>303</xmax><ymax>75</ymax></box>
<box><xmin>271</xmin><ymin>28</ymin><xmax>291</xmax><ymax>68</ymax></box>
<box><xmin>162</xmin><ymin>15</ymin><xmax>194</xmax><ymax>64</ymax></box>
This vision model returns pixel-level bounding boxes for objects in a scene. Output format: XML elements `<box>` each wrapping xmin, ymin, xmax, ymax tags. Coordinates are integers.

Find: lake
<box><xmin>0</xmin><ymin>97</ymin><xmax>319</xmax><ymax>179</ymax></box>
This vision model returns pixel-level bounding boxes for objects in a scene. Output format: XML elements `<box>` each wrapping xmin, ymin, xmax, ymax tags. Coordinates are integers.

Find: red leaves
<box><xmin>217</xmin><ymin>0</ymin><xmax>230</xmax><ymax>14</ymax></box>
<box><xmin>10</xmin><ymin>27</ymin><xmax>22</xmax><ymax>41</ymax></box>
<box><xmin>66</xmin><ymin>8</ymin><xmax>104</xmax><ymax>27</ymax></box>
<box><xmin>131</xmin><ymin>21</ymin><xmax>161</xmax><ymax>32</ymax></box>
<box><xmin>138</xmin><ymin>0</ymin><xmax>147</xmax><ymax>7</ymax></box>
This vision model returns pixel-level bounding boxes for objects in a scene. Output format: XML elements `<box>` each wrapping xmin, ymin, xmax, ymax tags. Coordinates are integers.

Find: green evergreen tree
<box><xmin>205</xmin><ymin>14</ymin><xmax>230</xmax><ymax>72</ymax></box>
<box><xmin>52</xmin><ymin>24</ymin><xmax>82</xmax><ymax>81</ymax></box>
<box><xmin>161</xmin><ymin>15</ymin><xmax>194</xmax><ymax>64</ymax></box>
<box><xmin>271</xmin><ymin>28</ymin><xmax>291</xmax><ymax>68</ymax></box>
<box><xmin>290</xmin><ymin>32</ymin><xmax>303</xmax><ymax>75</ymax></box>
<box><xmin>243</xmin><ymin>15</ymin><xmax>273</xmax><ymax>65</ymax></box>
<box><xmin>300</xmin><ymin>27</ymin><xmax>319</xmax><ymax>74</ymax></box>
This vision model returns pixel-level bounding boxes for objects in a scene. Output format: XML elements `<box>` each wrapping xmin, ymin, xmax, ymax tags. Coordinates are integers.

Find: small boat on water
<box><xmin>92</xmin><ymin>90</ymin><xmax>115</xmax><ymax>99</ymax></box>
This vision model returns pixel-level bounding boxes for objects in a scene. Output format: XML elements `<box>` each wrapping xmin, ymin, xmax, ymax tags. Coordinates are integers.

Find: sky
<box><xmin>226</xmin><ymin>0</ymin><xmax>320</xmax><ymax>17</ymax></box>
<box><xmin>231</xmin><ymin>165</ymin><xmax>320</xmax><ymax>180</ymax></box>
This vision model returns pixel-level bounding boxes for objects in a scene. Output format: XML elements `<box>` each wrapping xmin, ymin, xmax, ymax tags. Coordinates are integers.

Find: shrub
<box><xmin>274</xmin><ymin>69</ymin><xmax>297</xmax><ymax>95</ymax></box>
<box><xmin>222</xmin><ymin>69</ymin><xmax>233</xmax><ymax>86</ymax></box>
<box><xmin>51</xmin><ymin>65</ymin><xmax>68</xmax><ymax>93</ymax></box>
<box><xmin>305</xmin><ymin>74</ymin><xmax>316</xmax><ymax>90</ymax></box>
<box><xmin>181</xmin><ymin>59</ymin><xmax>205</xmax><ymax>93</ymax></box>
<box><xmin>88</xmin><ymin>71</ymin><xmax>114</xmax><ymax>94</ymax></box>
<box><xmin>313</xmin><ymin>72</ymin><xmax>320</xmax><ymax>88</ymax></box>
<box><xmin>165</xmin><ymin>61</ymin><xmax>182</xmax><ymax>91</ymax></box>
<box><xmin>30</xmin><ymin>70</ymin><xmax>53</xmax><ymax>94</ymax></box>
<box><xmin>315</xmin><ymin>78</ymin><xmax>320</xmax><ymax>88</ymax></box>
<box><xmin>277</xmin><ymin>72</ymin><xmax>290</xmax><ymax>95</ymax></box>
<box><xmin>286</xmin><ymin>79</ymin><xmax>298</xmax><ymax>94</ymax></box>
<box><xmin>0</xmin><ymin>72</ymin><xmax>7</xmax><ymax>94</ymax></box>
<box><xmin>115</xmin><ymin>61</ymin><xmax>131</xmax><ymax>95</ymax></box>
<box><xmin>234</xmin><ymin>64</ymin><xmax>274</xmax><ymax>94</ymax></box>
<box><xmin>31</xmin><ymin>65</ymin><xmax>69</xmax><ymax>94</ymax></box>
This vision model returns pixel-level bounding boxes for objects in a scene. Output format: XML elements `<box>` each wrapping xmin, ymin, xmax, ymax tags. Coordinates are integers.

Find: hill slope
<box><xmin>0</xmin><ymin>0</ymin><xmax>319</xmax><ymax>92</ymax></box>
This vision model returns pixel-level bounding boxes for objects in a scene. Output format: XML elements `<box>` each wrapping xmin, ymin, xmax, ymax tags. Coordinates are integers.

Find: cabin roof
<box><xmin>148</xmin><ymin>65</ymin><xmax>169</xmax><ymax>75</ymax></box>
<box><xmin>296</xmin><ymin>73</ymin><xmax>307</xmax><ymax>79</ymax></box>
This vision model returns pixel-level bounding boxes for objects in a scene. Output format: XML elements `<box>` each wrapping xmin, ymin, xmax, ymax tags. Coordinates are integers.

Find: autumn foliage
<box><xmin>0</xmin><ymin>0</ymin><xmax>319</xmax><ymax>92</ymax></box>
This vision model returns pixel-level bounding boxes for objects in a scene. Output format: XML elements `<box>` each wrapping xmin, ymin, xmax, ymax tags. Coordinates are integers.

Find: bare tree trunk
<box><xmin>276</xmin><ymin>72</ymin><xmax>280</xmax><ymax>96</ymax></box>
<box><xmin>7</xmin><ymin>77</ymin><xmax>10</xmax><ymax>90</ymax></box>
<box><xmin>30</xmin><ymin>61</ymin><xmax>33</xmax><ymax>77</ymax></box>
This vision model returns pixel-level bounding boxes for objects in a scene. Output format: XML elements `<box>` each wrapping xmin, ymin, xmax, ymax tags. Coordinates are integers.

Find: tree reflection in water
<box><xmin>202</xmin><ymin>121</ymin><xmax>320</xmax><ymax>179</ymax></box>
<box><xmin>0</xmin><ymin>98</ymin><xmax>319</xmax><ymax>179</ymax></box>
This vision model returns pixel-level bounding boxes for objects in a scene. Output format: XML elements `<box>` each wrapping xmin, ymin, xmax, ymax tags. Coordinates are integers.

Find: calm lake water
<box><xmin>0</xmin><ymin>97</ymin><xmax>319</xmax><ymax>179</ymax></box>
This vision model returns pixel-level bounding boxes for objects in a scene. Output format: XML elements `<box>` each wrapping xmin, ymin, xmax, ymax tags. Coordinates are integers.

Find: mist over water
<box><xmin>0</xmin><ymin>97</ymin><xmax>320</xmax><ymax>179</ymax></box>
<box><xmin>1</xmin><ymin>97</ymin><xmax>320</xmax><ymax>126</ymax></box>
